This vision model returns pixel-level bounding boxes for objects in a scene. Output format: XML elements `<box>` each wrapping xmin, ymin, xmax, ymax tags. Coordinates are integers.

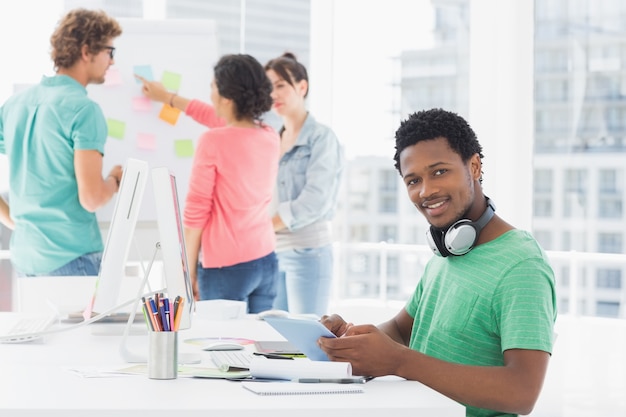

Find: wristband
<box><xmin>169</xmin><ymin>93</ymin><xmax>177</xmax><ymax>107</ymax></box>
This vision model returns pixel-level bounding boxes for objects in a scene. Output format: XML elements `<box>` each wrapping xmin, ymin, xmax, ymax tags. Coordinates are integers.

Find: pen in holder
<box><xmin>148</xmin><ymin>331</ymin><xmax>178</xmax><ymax>379</ymax></box>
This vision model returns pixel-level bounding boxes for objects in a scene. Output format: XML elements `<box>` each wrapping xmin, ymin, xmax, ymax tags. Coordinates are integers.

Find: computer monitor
<box><xmin>84</xmin><ymin>158</ymin><xmax>149</xmax><ymax>319</ymax></box>
<box><xmin>151</xmin><ymin>167</ymin><xmax>194</xmax><ymax>330</ymax></box>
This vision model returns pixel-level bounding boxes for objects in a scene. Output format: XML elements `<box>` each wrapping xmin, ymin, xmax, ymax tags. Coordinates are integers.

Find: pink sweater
<box><xmin>184</xmin><ymin>99</ymin><xmax>279</xmax><ymax>268</ymax></box>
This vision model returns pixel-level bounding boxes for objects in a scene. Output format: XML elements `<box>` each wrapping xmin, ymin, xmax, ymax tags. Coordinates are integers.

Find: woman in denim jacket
<box><xmin>265</xmin><ymin>53</ymin><xmax>344</xmax><ymax>317</ymax></box>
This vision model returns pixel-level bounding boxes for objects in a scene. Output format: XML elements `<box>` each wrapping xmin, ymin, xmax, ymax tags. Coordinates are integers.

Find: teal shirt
<box><xmin>406</xmin><ymin>230</ymin><xmax>557</xmax><ymax>417</ymax></box>
<box><xmin>0</xmin><ymin>75</ymin><xmax>107</xmax><ymax>274</ymax></box>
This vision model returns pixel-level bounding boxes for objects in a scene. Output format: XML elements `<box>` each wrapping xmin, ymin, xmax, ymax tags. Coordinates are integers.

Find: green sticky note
<box><xmin>107</xmin><ymin>118</ymin><xmax>126</xmax><ymax>139</ymax></box>
<box><xmin>161</xmin><ymin>71</ymin><xmax>182</xmax><ymax>91</ymax></box>
<box><xmin>174</xmin><ymin>139</ymin><xmax>194</xmax><ymax>157</ymax></box>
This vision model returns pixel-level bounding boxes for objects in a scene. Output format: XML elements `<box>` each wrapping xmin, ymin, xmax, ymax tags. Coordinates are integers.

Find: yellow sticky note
<box><xmin>161</xmin><ymin>71</ymin><xmax>182</xmax><ymax>91</ymax></box>
<box><xmin>159</xmin><ymin>104</ymin><xmax>181</xmax><ymax>125</ymax></box>
<box><xmin>174</xmin><ymin>139</ymin><xmax>194</xmax><ymax>157</ymax></box>
<box><xmin>107</xmin><ymin>118</ymin><xmax>126</xmax><ymax>139</ymax></box>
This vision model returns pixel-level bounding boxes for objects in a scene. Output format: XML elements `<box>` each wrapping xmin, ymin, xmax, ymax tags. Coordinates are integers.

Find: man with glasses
<box><xmin>0</xmin><ymin>9</ymin><xmax>123</xmax><ymax>276</ymax></box>
<box><xmin>101</xmin><ymin>46</ymin><xmax>116</xmax><ymax>60</ymax></box>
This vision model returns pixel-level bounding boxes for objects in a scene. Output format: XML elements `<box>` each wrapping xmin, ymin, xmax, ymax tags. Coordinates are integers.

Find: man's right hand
<box><xmin>107</xmin><ymin>165</ymin><xmax>123</xmax><ymax>191</ymax></box>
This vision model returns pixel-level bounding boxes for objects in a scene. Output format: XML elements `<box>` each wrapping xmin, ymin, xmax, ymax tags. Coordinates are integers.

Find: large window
<box><xmin>378</xmin><ymin>225</ymin><xmax>398</xmax><ymax>243</ymax></box>
<box><xmin>596</xmin><ymin>301</ymin><xmax>620</xmax><ymax>317</ymax></box>
<box><xmin>1</xmin><ymin>0</ymin><xmax>625</xmax><ymax>320</ymax></box>
<box><xmin>563</xmin><ymin>169</ymin><xmax>588</xmax><ymax>218</ymax></box>
<box><xmin>599</xmin><ymin>169</ymin><xmax>623</xmax><ymax>219</ymax></box>
<box><xmin>597</xmin><ymin>269</ymin><xmax>622</xmax><ymax>289</ymax></box>
<box><xmin>598</xmin><ymin>232</ymin><xmax>623</xmax><ymax>254</ymax></box>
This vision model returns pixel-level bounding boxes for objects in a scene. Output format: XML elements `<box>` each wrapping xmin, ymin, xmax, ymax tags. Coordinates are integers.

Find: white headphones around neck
<box><xmin>426</xmin><ymin>197</ymin><xmax>496</xmax><ymax>257</ymax></box>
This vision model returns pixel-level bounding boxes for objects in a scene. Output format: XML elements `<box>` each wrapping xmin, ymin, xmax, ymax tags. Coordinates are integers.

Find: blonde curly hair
<box><xmin>50</xmin><ymin>8</ymin><xmax>122</xmax><ymax>70</ymax></box>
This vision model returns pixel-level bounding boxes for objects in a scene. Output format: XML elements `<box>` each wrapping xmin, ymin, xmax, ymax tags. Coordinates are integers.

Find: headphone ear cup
<box><xmin>444</xmin><ymin>220</ymin><xmax>479</xmax><ymax>256</ymax></box>
<box><xmin>426</xmin><ymin>227</ymin><xmax>451</xmax><ymax>257</ymax></box>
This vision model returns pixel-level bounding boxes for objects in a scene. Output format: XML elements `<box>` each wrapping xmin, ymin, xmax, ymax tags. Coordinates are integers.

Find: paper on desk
<box><xmin>113</xmin><ymin>364</ymin><xmax>250</xmax><ymax>379</ymax></box>
<box><xmin>67</xmin><ymin>367</ymin><xmax>133</xmax><ymax>378</ymax></box>
<box><xmin>68</xmin><ymin>365</ymin><xmax>249</xmax><ymax>379</ymax></box>
<box><xmin>249</xmin><ymin>357</ymin><xmax>352</xmax><ymax>380</ymax></box>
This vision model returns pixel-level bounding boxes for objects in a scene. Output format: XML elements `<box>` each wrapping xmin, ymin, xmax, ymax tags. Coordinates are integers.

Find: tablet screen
<box><xmin>263</xmin><ymin>317</ymin><xmax>336</xmax><ymax>361</ymax></box>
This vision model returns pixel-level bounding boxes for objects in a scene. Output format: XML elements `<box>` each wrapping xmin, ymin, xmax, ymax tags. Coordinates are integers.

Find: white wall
<box><xmin>0</xmin><ymin>1</ymin><xmax>65</xmax><ymax>193</ymax></box>
<box><xmin>469</xmin><ymin>0</ymin><xmax>534</xmax><ymax>231</ymax></box>
<box><xmin>0</xmin><ymin>1</ymin><xmax>63</xmax><ymax>99</ymax></box>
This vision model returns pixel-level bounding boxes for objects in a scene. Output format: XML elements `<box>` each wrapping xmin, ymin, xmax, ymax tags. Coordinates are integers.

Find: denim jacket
<box><xmin>275</xmin><ymin>113</ymin><xmax>344</xmax><ymax>233</ymax></box>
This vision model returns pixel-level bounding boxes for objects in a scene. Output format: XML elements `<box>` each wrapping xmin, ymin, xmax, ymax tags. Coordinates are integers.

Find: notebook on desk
<box><xmin>0</xmin><ymin>312</ymin><xmax>58</xmax><ymax>343</ymax></box>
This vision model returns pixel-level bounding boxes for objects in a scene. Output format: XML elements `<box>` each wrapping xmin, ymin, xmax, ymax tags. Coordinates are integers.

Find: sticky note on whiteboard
<box><xmin>132</xmin><ymin>96</ymin><xmax>152</xmax><ymax>112</ymax></box>
<box><xmin>106</xmin><ymin>118</ymin><xmax>126</xmax><ymax>139</ymax></box>
<box><xmin>104</xmin><ymin>68</ymin><xmax>122</xmax><ymax>86</ymax></box>
<box><xmin>174</xmin><ymin>139</ymin><xmax>194</xmax><ymax>157</ymax></box>
<box><xmin>158</xmin><ymin>104</ymin><xmax>181</xmax><ymax>125</ymax></box>
<box><xmin>134</xmin><ymin>65</ymin><xmax>154</xmax><ymax>82</ymax></box>
<box><xmin>161</xmin><ymin>71</ymin><xmax>182</xmax><ymax>91</ymax></box>
<box><xmin>137</xmin><ymin>132</ymin><xmax>156</xmax><ymax>150</ymax></box>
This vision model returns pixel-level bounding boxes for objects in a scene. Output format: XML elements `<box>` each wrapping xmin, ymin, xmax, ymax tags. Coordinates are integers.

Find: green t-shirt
<box><xmin>0</xmin><ymin>75</ymin><xmax>107</xmax><ymax>274</ymax></box>
<box><xmin>406</xmin><ymin>230</ymin><xmax>557</xmax><ymax>417</ymax></box>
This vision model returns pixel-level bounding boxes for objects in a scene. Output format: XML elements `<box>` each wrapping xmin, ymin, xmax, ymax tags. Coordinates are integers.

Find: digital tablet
<box><xmin>263</xmin><ymin>317</ymin><xmax>336</xmax><ymax>361</ymax></box>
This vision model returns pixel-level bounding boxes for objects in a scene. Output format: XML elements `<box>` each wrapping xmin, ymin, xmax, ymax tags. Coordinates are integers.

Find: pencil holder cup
<box><xmin>148</xmin><ymin>331</ymin><xmax>178</xmax><ymax>380</ymax></box>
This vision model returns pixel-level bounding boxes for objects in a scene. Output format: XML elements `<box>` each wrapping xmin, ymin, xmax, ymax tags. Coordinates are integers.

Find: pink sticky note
<box><xmin>104</xmin><ymin>68</ymin><xmax>122</xmax><ymax>86</ymax></box>
<box><xmin>132</xmin><ymin>96</ymin><xmax>152</xmax><ymax>112</ymax></box>
<box><xmin>137</xmin><ymin>132</ymin><xmax>156</xmax><ymax>150</ymax></box>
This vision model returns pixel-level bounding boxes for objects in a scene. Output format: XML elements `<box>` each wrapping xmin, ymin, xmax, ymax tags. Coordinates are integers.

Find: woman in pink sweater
<box><xmin>137</xmin><ymin>54</ymin><xmax>280</xmax><ymax>313</ymax></box>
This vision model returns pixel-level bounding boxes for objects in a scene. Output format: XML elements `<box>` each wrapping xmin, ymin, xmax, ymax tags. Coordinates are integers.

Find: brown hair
<box><xmin>264</xmin><ymin>52</ymin><xmax>309</xmax><ymax>98</ymax></box>
<box><xmin>50</xmin><ymin>8</ymin><xmax>122</xmax><ymax>70</ymax></box>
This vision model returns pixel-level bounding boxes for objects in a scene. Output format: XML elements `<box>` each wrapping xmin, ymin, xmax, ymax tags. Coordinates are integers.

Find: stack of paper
<box><xmin>249</xmin><ymin>357</ymin><xmax>352</xmax><ymax>380</ymax></box>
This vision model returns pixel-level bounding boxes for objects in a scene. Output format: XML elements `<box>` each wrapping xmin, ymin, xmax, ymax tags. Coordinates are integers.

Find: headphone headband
<box><xmin>474</xmin><ymin>197</ymin><xmax>496</xmax><ymax>230</ymax></box>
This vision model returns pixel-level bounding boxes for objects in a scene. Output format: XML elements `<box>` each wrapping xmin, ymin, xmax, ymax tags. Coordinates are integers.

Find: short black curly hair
<box><xmin>393</xmin><ymin>108</ymin><xmax>484</xmax><ymax>175</ymax></box>
<box><xmin>213</xmin><ymin>54</ymin><xmax>273</xmax><ymax>121</ymax></box>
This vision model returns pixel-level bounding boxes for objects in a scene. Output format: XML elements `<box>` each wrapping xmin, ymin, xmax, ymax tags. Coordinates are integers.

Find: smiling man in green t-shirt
<box><xmin>319</xmin><ymin>108</ymin><xmax>557</xmax><ymax>417</ymax></box>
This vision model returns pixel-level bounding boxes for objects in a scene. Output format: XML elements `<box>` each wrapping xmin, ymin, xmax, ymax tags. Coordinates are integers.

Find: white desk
<box><xmin>0</xmin><ymin>314</ymin><xmax>464</xmax><ymax>416</ymax></box>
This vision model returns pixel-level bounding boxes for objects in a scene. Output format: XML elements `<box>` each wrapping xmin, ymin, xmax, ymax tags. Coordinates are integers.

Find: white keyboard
<box><xmin>210</xmin><ymin>350</ymin><xmax>254</xmax><ymax>371</ymax></box>
<box><xmin>1</xmin><ymin>315</ymin><xmax>57</xmax><ymax>343</ymax></box>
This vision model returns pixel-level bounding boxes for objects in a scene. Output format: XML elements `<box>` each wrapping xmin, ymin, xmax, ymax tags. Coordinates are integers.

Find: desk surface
<box><xmin>0</xmin><ymin>314</ymin><xmax>464</xmax><ymax>417</ymax></box>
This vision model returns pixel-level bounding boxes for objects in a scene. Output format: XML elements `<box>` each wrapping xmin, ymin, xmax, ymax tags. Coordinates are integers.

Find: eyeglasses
<box><xmin>101</xmin><ymin>46</ymin><xmax>115</xmax><ymax>59</ymax></box>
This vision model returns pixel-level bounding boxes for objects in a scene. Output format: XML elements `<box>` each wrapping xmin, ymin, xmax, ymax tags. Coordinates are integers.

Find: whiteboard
<box><xmin>89</xmin><ymin>18</ymin><xmax>219</xmax><ymax>221</ymax></box>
